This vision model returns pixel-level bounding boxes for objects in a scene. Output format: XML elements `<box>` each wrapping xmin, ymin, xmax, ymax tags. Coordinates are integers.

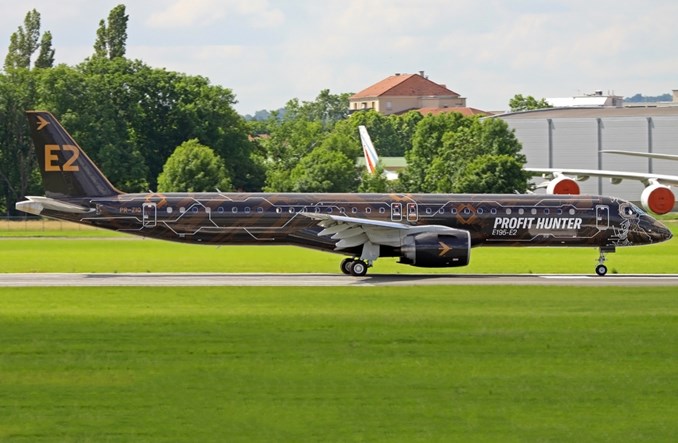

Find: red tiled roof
<box><xmin>350</xmin><ymin>73</ymin><xmax>460</xmax><ymax>100</ymax></box>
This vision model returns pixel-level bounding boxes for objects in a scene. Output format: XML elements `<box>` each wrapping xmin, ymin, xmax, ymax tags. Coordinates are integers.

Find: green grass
<box><xmin>1</xmin><ymin>234</ymin><xmax>677</xmax><ymax>274</ymax></box>
<box><xmin>0</xmin><ymin>286</ymin><xmax>676</xmax><ymax>442</ymax></box>
<box><xmin>2</xmin><ymin>221</ymin><xmax>676</xmax><ymax>274</ymax></box>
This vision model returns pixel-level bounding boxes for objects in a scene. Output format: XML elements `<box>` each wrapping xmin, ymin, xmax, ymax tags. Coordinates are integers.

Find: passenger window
<box><xmin>478</xmin><ymin>208</ymin><xmax>484</xmax><ymax>214</ymax></box>
<box><xmin>531</xmin><ymin>208</ymin><xmax>537</xmax><ymax>215</ymax></box>
<box><xmin>351</xmin><ymin>207</ymin><xmax>357</xmax><ymax>214</ymax></box>
<box><xmin>167</xmin><ymin>207</ymin><xmax>173</xmax><ymax>214</ymax></box>
<box><xmin>490</xmin><ymin>208</ymin><xmax>497</xmax><ymax>215</ymax></box>
<box><xmin>245</xmin><ymin>207</ymin><xmax>251</xmax><ymax>214</ymax></box>
<box><xmin>232</xmin><ymin>207</ymin><xmax>238</xmax><ymax>213</ymax></box>
<box><xmin>257</xmin><ymin>207</ymin><xmax>263</xmax><ymax>213</ymax></box>
<box><xmin>425</xmin><ymin>208</ymin><xmax>432</xmax><ymax>214</ymax></box>
<box><xmin>217</xmin><ymin>207</ymin><xmax>224</xmax><ymax>214</ymax></box>
<box><xmin>180</xmin><ymin>207</ymin><xmax>186</xmax><ymax>213</ymax></box>
<box><xmin>379</xmin><ymin>208</ymin><xmax>385</xmax><ymax>214</ymax></box>
<box><xmin>366</xmin><ymin>207</ymin><xmax>372</xmax><ymax>214</ymax></box>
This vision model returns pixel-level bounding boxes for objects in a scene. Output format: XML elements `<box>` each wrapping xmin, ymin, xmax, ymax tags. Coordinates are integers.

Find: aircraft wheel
<box><xmin>340</xmin><ymin>258</ymin><xmax>354</xmax><ymax>275</ymax></box>
<box><xmin>350</xmin><ymin>260</ymin><xmax>368</xmax><ymax>277</ymax></box>
<box><xmin>595</xmin><ymin>264</ymin><xmax>608</xmax><ymax>276</ymax></box>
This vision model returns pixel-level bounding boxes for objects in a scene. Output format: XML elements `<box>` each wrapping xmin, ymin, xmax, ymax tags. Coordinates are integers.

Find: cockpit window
<box><xmin>630</xmin><ymin>203</ymin><xmax>646</xmax><ymax>216</ymax></box>
<box><xmin>622</xmin><ymin>203</ymin><xmax>646</xmax><ymax>217</ymax></box>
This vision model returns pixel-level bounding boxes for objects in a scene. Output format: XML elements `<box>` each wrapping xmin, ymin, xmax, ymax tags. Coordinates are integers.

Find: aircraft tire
<box><xmin>350</xmin><ymin>260</ymin><xmax>368</xmax><ymax>277</ymax></box>
<box><xmin>340</xmin><ymin>258</ymin><xmax>354</xmax><ymax>275</ymax></box>
<box><xmin>595</xmin><ymin>264</ymin><xmax>608</xmax><ymax>276</ymax></box>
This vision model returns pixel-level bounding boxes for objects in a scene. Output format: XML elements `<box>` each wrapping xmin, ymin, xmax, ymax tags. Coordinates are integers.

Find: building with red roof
<box><xmin>349</xmin><ymin>71</ymin><xmax>487</xmax><ymax>116</ymax></box>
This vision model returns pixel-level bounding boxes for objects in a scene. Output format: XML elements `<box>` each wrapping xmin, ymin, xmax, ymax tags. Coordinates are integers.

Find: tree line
<box><xmin>1</xmin><ymin>5</ymin><xmax>529</xmax><ymax>216</ymax></box>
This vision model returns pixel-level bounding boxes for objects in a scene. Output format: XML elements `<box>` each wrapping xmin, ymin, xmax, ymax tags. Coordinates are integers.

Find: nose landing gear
<box><xmin>595</xmin><ymin>246</ymin><xmax>616</xmax><ymax>276</ymax></box>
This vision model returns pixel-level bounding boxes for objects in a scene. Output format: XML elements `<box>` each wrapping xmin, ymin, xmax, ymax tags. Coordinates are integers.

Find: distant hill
<box><xmin>624</xmin><ymin>93</ymin><xmax>672</xmax><ymax>103</ymax></box>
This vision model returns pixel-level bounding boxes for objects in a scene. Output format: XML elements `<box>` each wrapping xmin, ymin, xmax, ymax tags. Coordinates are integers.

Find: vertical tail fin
<box><xmin>358</xmin><ymin>125</ymin><xmax>379</xmax><ymax>175</ymax></box>
<box><xmin>26</xmin><ymin>111</ymin><xmax>120</xmax><ymax>199</ymax></box>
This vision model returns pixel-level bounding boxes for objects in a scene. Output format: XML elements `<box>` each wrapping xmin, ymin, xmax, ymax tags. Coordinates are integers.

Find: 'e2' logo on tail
<box><xmin>45</xmin><ymin>144</ymin><xmax>80</xmax><ymax>172</ymax></box>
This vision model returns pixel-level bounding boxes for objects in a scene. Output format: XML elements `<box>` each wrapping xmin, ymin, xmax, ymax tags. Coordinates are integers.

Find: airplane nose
<box><xmin>647</xmin><ymin>217</ymin><xmax>673</xmax><ymax>243</ymax></box>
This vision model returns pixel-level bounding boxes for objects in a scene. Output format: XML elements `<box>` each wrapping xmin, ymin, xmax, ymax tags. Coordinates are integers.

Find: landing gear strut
<box><xmin>595</xmin><ymin>247</ymin><xmax>615</xmax><ymax>276</ymax></box>
<box><xmin>340</xmin><ymin>257</ymin><xmax>369</xmax><ymax>277</ymax></box>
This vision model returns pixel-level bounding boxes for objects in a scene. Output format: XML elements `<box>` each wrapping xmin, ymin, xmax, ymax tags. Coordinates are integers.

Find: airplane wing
<box><xmin>302</xmin><ymin>212</ymin><xmax>467</xmax><ymax>262</ymax></box>
<box><xmin>602</xmin><ymin>150</ymin><xmax>678</xmax><ymax>161</ymax></box>
<box><xmin>525</xmin><ymin>168</ymin><xmax>678</xmax><ymax>186</ymax></box>
<box><xmin>525</xmin><ymin>167</ymin><xmax>678</xmax><ymax>214</ymax></box>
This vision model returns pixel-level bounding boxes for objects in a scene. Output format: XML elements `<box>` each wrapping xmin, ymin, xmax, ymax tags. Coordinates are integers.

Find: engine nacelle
<box><xmin>641</xmin><ymin>183</ymin><xmax>675</xmax><ymax>215</ymax></box>
<box><xmin>400</xmin><ymin>230</ymin><xmax>470</xmax><ymax>268</ymax></box>
<box><xmin>546</xmin><ymin>175</ymin><xmax>580</xmax><ymax>195</ymax></box>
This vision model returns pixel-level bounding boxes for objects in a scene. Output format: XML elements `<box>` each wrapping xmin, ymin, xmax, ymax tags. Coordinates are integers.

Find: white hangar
<box><xmin>497</xmin><ymin>106</ymin><xmax>678</xmax><ymax>209</ymax></box>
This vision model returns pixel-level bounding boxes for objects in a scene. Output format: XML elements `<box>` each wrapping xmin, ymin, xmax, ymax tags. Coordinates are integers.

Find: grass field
<box><xmin>2</xmin><ymin>220</ymin><xmax>677</xmax><ymax>274</ymax></box>
<box><xmin>0</xmin><ymin>286</ymin><xmax>676</xmax><ymax>442</ymax></box>
<box><xmin>1</xmin><ymin>234</ymin><xmax>677</xmax><ymax>274</ymax></box>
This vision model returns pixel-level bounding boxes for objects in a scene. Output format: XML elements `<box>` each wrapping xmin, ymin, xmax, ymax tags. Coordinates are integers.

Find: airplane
<box><xmin>358</xmin><ymin>125</ymin><xmax>400</xmax><ymax>180</ymax></box>
<box><xmin>527</xmin><ymin>150</ymin><xmax>678</xmax><ymax>215</ymax></box>
<box><xmin>16</xmin><ymin>111</ymin><xmax>672</xmax><ymax>277</ymax></box>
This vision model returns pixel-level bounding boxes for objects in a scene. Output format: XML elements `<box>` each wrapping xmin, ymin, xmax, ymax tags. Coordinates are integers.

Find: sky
<box><xmin>1</xmin><ymin>0</ymin><xmax>677</xmax><ymax>115</ymax></box>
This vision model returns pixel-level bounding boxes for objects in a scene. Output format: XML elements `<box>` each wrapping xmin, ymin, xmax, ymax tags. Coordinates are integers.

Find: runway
<box><xmin>2</xmin><ymin>273</ymin><xmax>678</xmax><ymax>287</ymax></box>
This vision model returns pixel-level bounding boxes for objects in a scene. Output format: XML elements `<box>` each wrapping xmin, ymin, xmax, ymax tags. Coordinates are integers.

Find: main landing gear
<box><xmin>340</xmin><ymin>257</ymin><xmax>369</xmax><ymax>277</ymax></box>
<box><xmin>595</xmin><ymin>246</ymin><xmax>615</xmax><ymax>276</ymax></box>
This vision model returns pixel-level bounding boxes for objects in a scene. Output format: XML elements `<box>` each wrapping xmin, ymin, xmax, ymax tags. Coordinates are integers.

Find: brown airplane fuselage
<box><xmin>16</xmin><ymin>112</ymin><xmax>673</xmax><ymax>276</ymax></box>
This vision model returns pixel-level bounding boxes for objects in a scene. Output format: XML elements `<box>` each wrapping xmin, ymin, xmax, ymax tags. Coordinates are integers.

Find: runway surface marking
<box><xmin>2</xmin><ymin>273</ymin><xmax>678</xmax><ymax>287</ymax></box>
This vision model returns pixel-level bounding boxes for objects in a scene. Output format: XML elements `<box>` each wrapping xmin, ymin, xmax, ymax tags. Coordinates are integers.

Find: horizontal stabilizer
<box><xmin>16</xmin><ymin>196</ymin><xmax>92</xmax><ymax>216</ymax></box>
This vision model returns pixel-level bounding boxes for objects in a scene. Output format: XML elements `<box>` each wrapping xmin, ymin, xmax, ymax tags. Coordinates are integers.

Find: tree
<box><xmin>289</xmin><ymin>146</ymin><xmax>357</xmax><ymax>193</ymax></box>
<box><xmin>0</xmin><ymin>69</ymin><xmax>42</xmax><ymax>215</ymax></box>
<box><xmin>92</xmin><ymin>4</ymin><xmax>128</xmax><ymax>59</ymax></box>
<box><xmin>157</xmin><ymin>139</ymin><xmax>232</xmax><ymax>192</ymax></box>
<box><xmin>93</xmin><ymin>20</ymin><xmax>108</xmax><ymax>58</ymax></box>
<box><xmin>399</xmin><ymin>112</ymin><xmax>470</xmax><ymax>192</ymax></box>
<box><xmin>452</xmin><ymin>154</ymin><xmax>529</xmax><ymax>193</ymax></box>
<box><xmin>34</xmin><ymin>31</ymin><xmax>55</xmax><ymax>68</ymax></box>
<box><xmin>4</xmin><ymin>9</ymin><xmax>53</xmax><ymax>71</ymax></box>
<box><xmin>106</xmin><ymin>5</ymin><xmax>128</xmax><ymax>59</ymax></box>
<box><xmin>508</xmin><ymin>94</ymin><xmax>552</xmax><ymax>112</ymax></box>
<box><xmin>399</xmin><ymin>114</ymin><xmax>528</xmax><ymax>194</ymax></box>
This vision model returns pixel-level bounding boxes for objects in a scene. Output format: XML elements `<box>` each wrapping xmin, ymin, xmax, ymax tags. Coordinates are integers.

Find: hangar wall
<box><xmin>499</xmin><ymin>108</ymin><xmax>678</xmax><ymax>203</ymax></box>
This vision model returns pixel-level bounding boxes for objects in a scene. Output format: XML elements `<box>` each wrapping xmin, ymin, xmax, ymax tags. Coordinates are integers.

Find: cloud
<box><xmin>147</xmin><ymin>0</ymin><xmax>284</xmax><ymax>29</ymax></box>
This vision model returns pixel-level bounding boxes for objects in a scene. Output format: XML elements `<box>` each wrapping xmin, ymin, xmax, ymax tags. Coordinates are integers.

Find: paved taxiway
<box><xmin>2</xmin><ymin>273</ymin><xmax>678</xmax><ymax>287</ymax></box>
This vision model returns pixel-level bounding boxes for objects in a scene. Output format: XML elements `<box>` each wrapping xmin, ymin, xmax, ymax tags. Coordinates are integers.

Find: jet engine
<box><xmin>546</xmin><ymin>175</ymin><xmax>580</xmax><ymax>195</ymax></box>
<box><xmin>641</xmin><ymin>183</ymin><xmax>675</xmax><ymax>215</ymax></box>
<box><xmin>400</xmin><ymin>230</ymin><xmax>470</xmax><ymax>268</ymax></box>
